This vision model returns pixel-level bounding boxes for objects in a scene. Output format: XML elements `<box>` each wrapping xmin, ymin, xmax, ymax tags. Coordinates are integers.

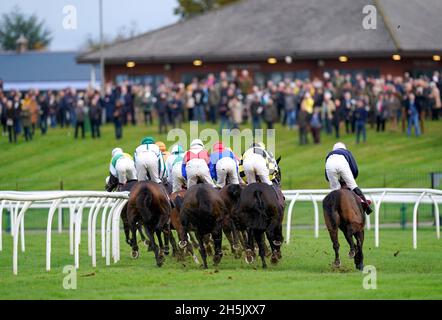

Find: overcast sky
<box><xmin>0</xmin><ymin>0</ymin><xmax>179</xmax><ymax>51</ymax></box>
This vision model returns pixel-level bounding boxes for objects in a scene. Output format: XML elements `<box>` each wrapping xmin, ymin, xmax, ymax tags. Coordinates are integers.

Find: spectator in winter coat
<box><xmin>354</xmin><ymin>99</ymin><xmax>368</xmax><ymax>144</ymax></box>
<box><xmin>74</xmin><ymin>100</ymin><xmax>86</xmax><ymax>139</ymax></box>
<box><xmin>89</xmin><ymin>94</ymin><xmax>102</xmax><ymax>138</ymax></box>
<box><xmin>298</xmin><ymin>104</ymin><xmax>309</xmax><ymax>145</ymax></box>
<box><xmin>310</xmin><ymin>107</ymin><xmax>322</xmax><ymax>144</ymax></box>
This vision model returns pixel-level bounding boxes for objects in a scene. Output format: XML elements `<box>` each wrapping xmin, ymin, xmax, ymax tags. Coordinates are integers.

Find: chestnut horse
<box><xmin>322</xmin><ymin>187</ymin><xmax>365</xmax><ymax>270</ymax></box>
<box><xmin>126</xmin><ymin>181</ymin><xmax>172</xmax><ymax>267</ymax></box>
<box><xmin>179</xmin><ymin>184</ymin><xmax>226</xmax><ymax>268</ymax></box>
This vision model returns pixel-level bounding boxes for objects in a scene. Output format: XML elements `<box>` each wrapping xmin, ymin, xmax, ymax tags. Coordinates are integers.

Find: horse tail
<box><xmin>197</xmin><ymin>187</ymin><xmax>212</xmax><ymax>215</ymax></box>
<box><xmin>323</xmin><ymin>190</ymin><xmax>340</xmax><ymax>230</ymax></box>
<box><xmin>252</xmin><ymin>190</ymin><xmax>267</xmax><ymax>230</ymax></box>
<box><xmin>227</xmin><ymin>184</ymin><xmax>242</xmax><ymax>201</ymax></box>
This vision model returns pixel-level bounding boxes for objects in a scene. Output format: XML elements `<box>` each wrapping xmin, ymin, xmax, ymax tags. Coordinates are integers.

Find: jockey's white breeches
<box><xmin>243</xmin><ymin>153</ymin><xmax>272</xmax><ymax>185</ymax></box>
<box><xmin>115</xmin><ymin>157</ymin><xmax>137</xmax><ymax>184</ymax></box>
<box><xmin>216</xmin><ymin>157</ymin><xmax>239</xmax><ymax>187</ymax></box>
<box><xmin>325</xmin><ymin>154</ymin><xmax>358</xmax><ymax>190</ymax></box>
<box><xmin>135</xmin><ymin>151</ymin><xmax>162</xmax><ymax>183</ymax></box>
<box><xmin>186</xmin><ymin>159</ymin><xmax>215</xmax><ymax>188</ymax></box>
<box><xmin>170</xmin><ymin>161</ymin><xmax>186</xmax><ymax>193</ymax></box>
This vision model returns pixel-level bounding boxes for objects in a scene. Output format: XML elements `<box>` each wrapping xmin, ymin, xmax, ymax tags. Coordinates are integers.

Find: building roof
<box><xmin>77</xmin><ymin>0</ymin><xmax>442</xmax><ymax>64</ymax></box>
<box><xmin>0</xmin><ymin>51</ymin><xmax>100</xmax><ymax>90</ymax></box>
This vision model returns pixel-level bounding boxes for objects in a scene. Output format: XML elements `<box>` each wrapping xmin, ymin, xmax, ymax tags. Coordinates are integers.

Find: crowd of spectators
<box><xmin>1</xmin><ymin>69</ymin><xmax>441</xmax><ymax>144</ymax></box>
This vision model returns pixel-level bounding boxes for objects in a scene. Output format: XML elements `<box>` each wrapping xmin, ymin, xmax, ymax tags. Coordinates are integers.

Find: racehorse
<box><xmin>179</xmin><ymin>184</ymin><xmax>226</xmax><ymax>268</ymax></box>
<box><xmin>218</xmin><ymin>184</ymin><xmax>244</xmax><ymax>257</ymax></box>
<box><xmin>235</xmin><ymin>156</ymin><xmax>284</xmax><ymax>268</ymax></box>
<box><xmin>126</xmin><ymin>181</ymin><xmax>173</xmax><ymax>267</ymax></box>
<box><xmin>322</xmin><ymin>184</ymin><xmax>365</xmax><ymax>271</ymax></box>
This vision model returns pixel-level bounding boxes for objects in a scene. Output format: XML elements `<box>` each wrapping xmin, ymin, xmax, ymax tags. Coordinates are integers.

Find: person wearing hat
<box><xmin>325</xmin><ymin>142</ymin><xmax>372</xmax><ymax>214</ymax></box>
<box><xmin>209</xmin><ymin>141</ymin><xmax>240</xmax><ymax>187</ymax></box>
<box><xmin>156</xmin><ymin>141</ymin><xmax>171</xmax><ymax>162</ymax></box>
<box><xmin>166</xmin><ymin>144</ymin><xmax>187</xmax><ymax>192</ymax></box>
<box><xmin>239</xmin><ymin>142</ymin><xmax>279</xmax><ymax>185</ymax></box>
<box><xmin>106</xmin><ymin>147</ymin><xmax>137</xmax><ymax>191</ymax></box>
<box><xmin>182</xmin><ymin>139</ymin><xmax>215</xmax><ymax>188</ymax></box>
<box><xmin>134</xmin><ymin>136</ymin><xmax>167</xmax><ymax>183</ymax></box>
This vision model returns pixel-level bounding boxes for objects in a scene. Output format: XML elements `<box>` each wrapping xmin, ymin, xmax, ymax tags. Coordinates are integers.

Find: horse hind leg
<box><xmin>212</xmin><ymin>225</ymin><xmax>224</xmax><ymax>266</ymax></box>
<box><xmin>343</xmin><ymin>225</ymin><xmax>357</xmax><ymax>259</ymax></box>
<box><xmin>328</xmin><ymin>228</ymin><xmax>340</xmax><ymax>268</ymax></box>
<box><xmin>254</xmin><ymin>230</ymin><xmax>267</xmax><ymax>269</ymax></box>
<box><xmin>354</xmin><ymin>230</ymin><xmax>365</xmax><ymax>271</ymax></box>
<box><xmin>196</xmin><ymin>231</ymin><xmax>208</xmax><ymax>269</ymax></box>
<box><xmin>130</xmin><ymin>222</ymin><xmax>139</xmax><ymax>259</ymax></box>
<box><xmin>144</xmin><ymin>226</ymin><xmax>162</xmax><ymax>267</ymax></box>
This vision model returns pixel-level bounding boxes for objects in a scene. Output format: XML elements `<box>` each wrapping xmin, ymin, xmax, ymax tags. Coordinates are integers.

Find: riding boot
<box><xmin>353</xmin><ymin>187</ymin><xmax>373</xmax><ymax>215</ymax></box>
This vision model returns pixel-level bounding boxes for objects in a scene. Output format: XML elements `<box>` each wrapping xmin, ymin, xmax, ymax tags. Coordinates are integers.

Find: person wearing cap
<box><xmin>209</xmin><ymin>141</ymin><xmax>240</xmax><ymax>187</ymax></box>
<box><xmin>106</xmin><ymin>147</ymin><xmax>137</xmax><ymax>191</ymax></box>
<box><xmin>182</xmin><ymin>139</ymin><xmax>215</xmax><ymax>188</ymax></box>
<box><xmin>325</xmin><ymin>142</ymin><xmax>372</xmax><ymax>214</ymax></box>
<box><xmin>166</xmin><ymin>144</ymin><xmax>187</xmax><ymax>192</ymax></box>
<box><xmin>156</xmin><ymin>141</ymin><xmax>171</xmax><ymax>162</ymax></box>
<box><xmin>239</xmin><ymin>142</ymin><xmax>279</xmax><ymax>185</ymax></box>
<box><xmin>134</xmin><ymin>136</ymin><xmax>167</xmax><ymax>183</ymax></box>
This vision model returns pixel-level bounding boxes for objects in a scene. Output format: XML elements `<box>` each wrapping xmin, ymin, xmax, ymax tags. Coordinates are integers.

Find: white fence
<box><xmin>0</xmin><ymin>188</ymin><xmax>441</xmax><ymax>275</ymax></box>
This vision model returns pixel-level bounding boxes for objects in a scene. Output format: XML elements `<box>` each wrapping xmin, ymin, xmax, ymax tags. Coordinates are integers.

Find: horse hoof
<box><xmin>270</xmin><ymin>254</ymin><xmax>279</xmax><ymax>265</ymax></box>
<box><xmin>213</xmin><ymin>254</ymin><xmax>222</xmax><ymax>265</ymax></box>
<box><xmin>131</xmin><ymin>251</ymin><xmax>139</xmax><ymax>259</ymax></box>
<box><xmin>273</xmin><ymin>240</ymin><xmax>282</xmax><ymax>247</ymax></box>
<box><xmin>245</xmin><ymin>250</ymin><xmax>254</xmax><ymax>264</ymax></box>
<box><xmin>356</xmin><ymin>263</ymin><xmax>364</xmax><ymax>271</ymax></box>
<box><xmin>143</xmin><ymin>240</ymin><xmax>149</xmax><ymax>247</ymax></box>
<box><xmin>262</xmin><ymin>264</ymin><xmax>268</xmax><ymax>269</ymax></box>
<box><xmin>333</xmin><ymin>260</ymin><xmax>341</xmax><ymax>268</ymax></box>
<box><xmin>349</xmin><ymin>250</ymin><xmax>356</xmax><ymax>259</ymax></box>
<box><xmin>192</xmin><ymin>255</ymin><xmax>200</xmax><ymax>265</ymax></box>
<box><xmin>179</xmin><ymin>241</ymin><xmax>187</xmax><ymax>249</ymax></box>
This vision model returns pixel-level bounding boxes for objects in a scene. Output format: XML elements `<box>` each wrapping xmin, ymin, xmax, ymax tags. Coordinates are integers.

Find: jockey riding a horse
<box><xmin>106</xmin><ymin>147</ymin><xmax>137</xmax><ymax>191</ymax></box>
<box><xmin>209</xmin><ymin>141</ymin><xmax>240</xmax><ymax>188</ymax></box>
<box><xmin>239</xmin><ymin>142</ymin><xmax>280</xmax><ymax>186</ymax></box>
<box><xmin>325</xmin><ymin>142</ymin><xmax>373</xmax><ymax>214</ymax></box>
<box><xmin>166</xmin><ymin>144</ymin><xmax>187</xmax><ymax>193</ymax></box>
<box><xmin>182</xmin><ymin>139</ymin><xmax>216</xmax><ymax>188</ymax></box>
<box><xmin>134</xmin><ymin>136</ymin><xmax>167</xmax><ymax>183</ymax></box>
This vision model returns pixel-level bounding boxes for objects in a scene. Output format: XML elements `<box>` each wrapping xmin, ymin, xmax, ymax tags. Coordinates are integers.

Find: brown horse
<box><xmin>236</xmin><ymin>182</ymin><xmax>285</xmax><ymax>268</ymax></box>
<box><xmin>322</xmin><ymin>187</ymin><xmax>365</xmax><ymax>271</ymax></box>
<box><xmin>126</xmin><ymin>181</ymin><xmax>172</xmax><ymax>267</ymax></box>
<box><xmin>179</xmin><ymin>184</ymin><xmax>226</xmax><ymax>268</ymax></box>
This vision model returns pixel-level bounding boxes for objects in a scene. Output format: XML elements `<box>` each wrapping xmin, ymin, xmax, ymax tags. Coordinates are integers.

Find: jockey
<box><xmin>134</xmin><ymin>136</ymin><xmax>167</xmax><ymax>183</ymax></box>
<box><xmin>156</xmin><ymin>141</ymin><xmax>171</xmax><ymax>162</ymax></box>
<box><xmin>209</xmin><ymin>141</ymin><xmax>240</xmax><ymax>187</ymax></box>
<box><xmin>182</xmin><ymin>139</ymin><xmax>215</xmax><ymax>188</ymax></box>
<box><xmin>325</xmin><ymin>142</ymin><xmax>373</xmax><ymax>214</ymax></box>
<box><xmin>107</xmin><ymin>147</ymin><xmax>137</xmax><ymax>191</ymax></box>
<box><xmin>239</xmin><ymin>142</ymin><xmax>279</xmax><ymax>185</ymax></box>
<box><xmin>166</xmin><ymin>144</ymin><xmax>187</xmax><ymax>192</ymax></box>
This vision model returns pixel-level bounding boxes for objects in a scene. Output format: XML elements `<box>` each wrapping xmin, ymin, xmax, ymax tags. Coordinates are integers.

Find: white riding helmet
<box><xmin>112</xmin><ymin>147</ymin><xmax>123</xmax><ymax>157</ymax></box>
<box><xmin>190</xmin><ymin>139</ymin><xmax>204</xmax><ymax>148</ymax></box>
<box><xmin>333</xmin><ymin>142</ymin><xmax>347</xmax><ymax>151</ymax></box>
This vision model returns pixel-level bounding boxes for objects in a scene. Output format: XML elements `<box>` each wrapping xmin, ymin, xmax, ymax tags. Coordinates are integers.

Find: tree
<box><xmin>0</xmin><ymin>6</ymin><xmax>52</xmax><ymax>51</ymax></box>
<box><xmin>80</xmin><ymin>21</ymin><xmax>140</xmax><ymax>51</ymax></box>
<box><xmin>174</xmin><ymin>0</ymin><xmax>240</xmax><ymax>20</ymax></box>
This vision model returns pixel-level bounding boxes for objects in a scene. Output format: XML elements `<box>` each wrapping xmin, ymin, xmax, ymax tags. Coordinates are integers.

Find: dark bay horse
<box><xmin>322</xmin><ymin>187</ymin><xmax>365</xmax><ymax>270</ymax></box>
<box><xmin>236</xmin><ymin>182</ymin><xmax>285</xmax><ymax>268</ymax></box>
<box><xmin>179</xmin><ymin>184</ymin><xmax>226</xmax><ymax>268</ymax></box>
<box><xmin>126</xmin><ymin>181</ymin><xmax>172</xmax><ymax>267</ymax></box>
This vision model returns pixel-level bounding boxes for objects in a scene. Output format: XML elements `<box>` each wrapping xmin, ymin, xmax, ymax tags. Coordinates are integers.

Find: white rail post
<box><xmin>413</xmin><ymin>192</ymin><xmax>426</xmax><ymax>249</ymax></box>
<box><xmin>58</xmin><ymin>206</ymin><xmax>63</xmax><ymax>234</ymax></box>
<box><xmin>46</xmin><ymin>199</ymin><xmax>63</xmax><ymax>271</ymax></box>
<box><xmin>74</xmin><ymin>197</ymin><xmax>89</xmax><ymax>269</ymax></box>
<box><xmin>366</xmin><ymin>194</ymin><xmax>373</xmax><ymax>230</ymax></box>
<box><xmin>92</xmin><ymin>198</ymin><xmax>111</xmax><ymax>267</ymax></box>
<box><xmin>375</xmin><ymin>191</ymin><xmax>386</xmax><ymax>248</ymax></box>
<box><xmin>20</xmin><ymin>207</ymin><xmax>25</xmax><ymax>252</ymax></box>
<box><xmin>88</xmin><ymin>198</ymin><xmax>104</xmax><ymax>259</ymax></box>
<box><xmin>12</xmin><ymin>201</ymin><xmax>32</xmax><ymax>275</ymax></box>
<box><xmin>106</xmin><ymin>200</ymin><xmax>122</xmax><ymax>266</ymax></box>
<box><xmin>112</xmin><ymin>199</ymin><xmax>128</xmax><ymax>263</ymax></box>
<box><xmin>87</xmin><ymin>198</ymin><xmax>100</xmax><ymax>256</ymax></box>
<box><xmin>101</xmin><ymin>200</ymin><xmax>112</xmax><ymax>258</ymax></box>
<box><xmin>309</xmin><ymin>194</ymin><xmax>319</xmax><ymax>239</ymax></box>
<box><xmin>428</xmin><ymin>194</ymin><xmax>440</xmax><ymax>240</ymax></box>
<box><xmin>68</xmin><ymin>198</ymin><xmax>81</xmax><ymax>255</ymax></box>
<box><xmin>11</xmin><ymin>201</ymin><xmax>19</xmax><ymax>237</ymax></box>
<box><xmin>0</xmin><ymin>200</ymin><xmax>5</xmax><ymax>251</ymax></box>
<box><xmin>285</xmin><ymin>193</ymin><xmax>299</xmax><ymax>244</ymax></box>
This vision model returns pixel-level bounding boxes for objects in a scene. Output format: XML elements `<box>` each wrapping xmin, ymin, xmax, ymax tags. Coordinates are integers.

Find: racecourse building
<box><xmin>77</xmin><ymin>0</ymin><xmax>442</xmax><ymax>86</ymax></box>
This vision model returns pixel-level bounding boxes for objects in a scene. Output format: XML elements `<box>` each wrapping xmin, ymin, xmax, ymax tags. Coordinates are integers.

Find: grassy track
<box><xmin>0</xmin><ymin>121</ymin><xmax>441</xmax><ymax>191</ymax></box>
<box><xmin>0</xmin><ymin>120</ymin><xmax>441</xmax><ymax>299</ymax></box>
<box><xmin>0</xmin><ymin>228</ymin><xmax>441</xmax><ymax>299</ymax></box>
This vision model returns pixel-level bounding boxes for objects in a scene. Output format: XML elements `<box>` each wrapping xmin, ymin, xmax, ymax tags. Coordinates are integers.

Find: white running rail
<box><xmin>0</xmin><ymin>188</ymin><xmax>441</xmax><ymax>275</ymax></box>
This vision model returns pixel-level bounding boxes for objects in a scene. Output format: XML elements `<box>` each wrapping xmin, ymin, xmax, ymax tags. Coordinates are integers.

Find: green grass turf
<box><xmin>0</xmin><ymin>120</ymin><xmax>441</xmax><ymax>191</ymax></box>
<box><xmin>0</xmin><ymin>228</ymin><xmax>441</xmax><ymax>299</ymax></box>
